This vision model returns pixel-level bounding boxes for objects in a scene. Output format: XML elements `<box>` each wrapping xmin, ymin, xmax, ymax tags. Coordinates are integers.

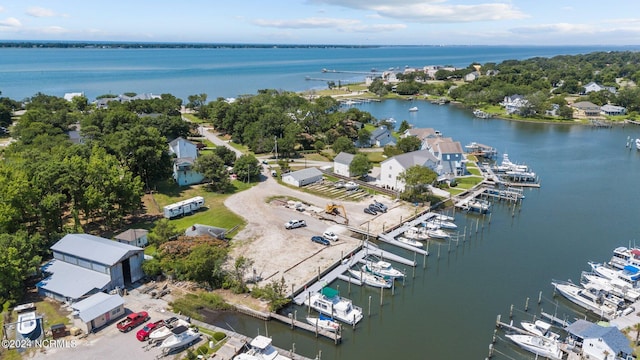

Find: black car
<box><xmin>311</xmin><ymin>236</ymin><xmax>331</xmax><ymax>246</ymax></box>
<box><xmin>364</xmin><ymin>207</ymin><xmax>377</xmax><ymax>215</ymax></box>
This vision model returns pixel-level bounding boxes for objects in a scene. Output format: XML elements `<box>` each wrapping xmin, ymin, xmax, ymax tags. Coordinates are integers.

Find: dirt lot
<box><xmin>224</xmin><ymin>170</ymin><xmax>423</xmax><ymax>300</ymax></box>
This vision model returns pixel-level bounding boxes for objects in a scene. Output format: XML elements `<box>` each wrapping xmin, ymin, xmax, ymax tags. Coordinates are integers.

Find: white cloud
<box><xmin>0</xmin><ymin>6</ymin><xmax>5</xmax><ymax>13</ymax></box>
<box><xmin>0</xmin><ymin>17</ymin><xmax>21</xmax><ymax>27</ymax></box>
<box><xmin>253</xmin><ymin>17</ymin><xmax>407</xmax><ymax>33</ymax></box>
<box><xmin>511</xmin><ymin>23</ymin><xmax>592</xmax><ymax>34</ymax></box>
<box><xmin>26</xmin><ymin>6</ymin><xmax>61</xmax><ymax>18</ymax></box>
<box><xmin>309</xmin><ymin>0</ymin><xmax>527</xmax><ymax>22</ymax></box>
<box><xmin>41</xmin><ymin>26</ymin><xmax>68</xmax><ymax>34</ymax></box>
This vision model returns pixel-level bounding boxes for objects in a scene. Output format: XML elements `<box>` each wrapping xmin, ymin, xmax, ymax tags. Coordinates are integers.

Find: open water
<box><xmin>3</xmin><ymin>45</ymin><xmax>640</xmax><ymax>359</ymax></box>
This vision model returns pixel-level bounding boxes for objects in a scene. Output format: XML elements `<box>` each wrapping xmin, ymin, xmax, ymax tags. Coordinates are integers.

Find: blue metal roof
<box><xmin>566</xmin><ymin>319</ymin><xmax>632</xmax><ymax>355</ymax></box>
<box><xmin>51</xmin><ymin>234</ymin><xmax>142</xmax><ymax>266</ymax></box>
<box><xmin>37</xmin><ymin>259</ymin><xmax>110</xmax><ymax>300</ymax></box>
<box><xmin>72</xmin><ymin>292</ymin><xmax>124</xmax><ymax>323</ymax></box>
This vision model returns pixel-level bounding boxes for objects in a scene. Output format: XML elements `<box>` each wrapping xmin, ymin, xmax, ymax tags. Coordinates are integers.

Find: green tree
<box><xmin>231</xmin><ymin>256</ymin><xmax>254</xmax><ymax>294</ymax></box>
<box><xmin>0</xmin><ymin>232</ymin><xmax>43</xmax><ymax>303</ymax></box>
<box><xmin>357</xmin><ymin>128</ymin><xmax>371</xmax><ymax>147</ymax></box>
<box><xmin>183</xmin><ymin>244</ymin><xmax>227</xmax><ymax>288</ymax></box>
<box><xmin>313</xmin><ymin>140</ymin><xmax>325</xmax><ymax>152</ymax></box>
<box><xmin>399</xmin><ymin>165</ymin><xmax>437</xmax><ymax>202</ymax></box>
<box><xmin>0</xmin><ymin>103</ymin><xmax>12</xmax><ymax>128</ymax></box>
<box><xmin>71</xmin><ymin>95</ymin><xmax>89</xmax><ymax>112</ymax></box>
<box><xmin>148</xmin><ymin>219</ymin><xmax>181</xmax><ymax>246</ymax></box>
<box><xmin>557</xmin><ymin>105</ymin><xmax>574</xmax><ymax>120</ymax></box>
<box><xmin>349</xmin><ymin>153</ymin><xmax>372</xmax><ymax>178</ymax></box>
<box><xmin>194</xmin><ymin>153</ymin><xmax>231</xmax><ymax>192</ymax></box>
<box><xmin>234</xmin><ymin>154</ymin><xmax>260</xmax><ymax>183</ymax></box>
<box><xmin>214</xmin><ymin>146</ymin><xmax>237</xmax><ymax>166</ymax></box>
<box><xmin>332</xmin><ymin>136</ymin><xmax>356</xmax><ymax>154</ymax></box>
<box><xmin>396</xmin><ymin>136</ymin><xmax>422</xmax><ymax>153</ymax></box>
<box><xmin>398</xmin><ymin>120</ymin><xmax>411</xmax><ymax>133</ymax></box>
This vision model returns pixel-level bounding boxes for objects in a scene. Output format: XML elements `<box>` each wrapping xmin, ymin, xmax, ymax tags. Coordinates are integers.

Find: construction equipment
<box><xmin>325</xmin><ymin>203</ymin><xmax>349</xmax><ymax>225</ymax></box>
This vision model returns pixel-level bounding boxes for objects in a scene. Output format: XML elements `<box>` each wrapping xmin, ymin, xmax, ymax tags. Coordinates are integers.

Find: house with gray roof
<box><xmin>168</xmin><ymin>137</ymin><xmax>204</xmax><ymax>186</ymax></box>
<box><xmin>333</xmin><ymin>152</ymin><xmax>355</xmax><ymax>177</ymax></box>
<box><xmin>572</xmin><ymin>101</ymin><xmax>602</xmax><ymax>118</ymax></box>
<box><xmin>114</xmin><ymin>229</ymin><xmax>149</xmax><ymax>247</ymax></box>
<box><xmin>38</xmin><ymin>234</ymin><xmax>144</xmax><ymax>302</ymax></box>
<box><xmin>281</xmin><ymin>167</ymin><xmax>323</xmax><ymax>187</ymax></box>
<box><xmin>432</xmin><ymin>140</ymin><xmax>465</xmax><ymax>179</ymax></box>
<box><xmin>601</xmin><ymin>104</ymin><xmax>627</xmax><ymax>116</ymax></box>
<box><xmin>368</xmin><ymin>126</ymin><xmax>396</xmax><ymax>147</ymax></box>
<box><xmin>565</xmin><ymin>319</ymin><xmax>633</xmax><ymax>360</ymax></box>
<box><xmin>402</xmin><ymin>127</ymin><xmax>439</xmax><ymax>150</ymax></box>
<box><xmin>71</xmin><ymin>292</ymin><xmax>125</xmax><ymax>333</ymax></box>
<box><xmin>379</xmin><ymin>150</ymin><xmax>438</xmax><ymax>191</ymax></box>
<box><xmin>501</xmin><ymin>95</ymin><xmax>528</xmax><ymax>114</ymax></box>
<box><xmin>583</xmin><ymin>82</ymin><xmax>617</xmax><ymax>94</ymax></box>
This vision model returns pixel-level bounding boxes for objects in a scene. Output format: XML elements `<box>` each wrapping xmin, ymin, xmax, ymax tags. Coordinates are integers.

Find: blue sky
<box><xmin>0</xmin><ymin>0</ymin><xmax>638</xmax><ymax>45</ymax></box>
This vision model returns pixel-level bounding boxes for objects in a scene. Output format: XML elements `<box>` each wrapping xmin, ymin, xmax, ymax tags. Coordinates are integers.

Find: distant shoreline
<box><xmin>0</xmin><ymin>41</ymin><xmax>383</xmax><ymax>49</ymax></box>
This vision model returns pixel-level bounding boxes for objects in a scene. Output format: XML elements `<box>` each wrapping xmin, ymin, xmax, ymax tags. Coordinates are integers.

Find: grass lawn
<box><xmin>454</xmin><ymin>176</ymin><xmax>483</xmax><ymax>190</ymax></box>
<box><xmin>151</xmin><ymin>180</ymin><xmax>250</xmax><ymax>235</ymax></box>
<box><xmin>365</xmin><ymin>151</ymin><xmax>387</xmax><ymax>164</ymax></box>
<box><xmin>181</xmin><ymin>113</ymin><xmax>209</xmax><ymax>124</ymax></box>
<box><xmin>302</xmin><ymin>152</ymin><xmax>331</xmax><ymax>162</ymax></box>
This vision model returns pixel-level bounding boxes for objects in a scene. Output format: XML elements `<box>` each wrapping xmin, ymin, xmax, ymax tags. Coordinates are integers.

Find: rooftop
<box><xmin>38</xmin><ymin>259</ymin><xmax>111</xmax><ymax>300</ymax></box>
<box><xmin>72</xmin><ymin>292</ymin><xmax>124</xmax><ymax>322</ymax></box>
<box><xmin>51</xmin><ymin>233</ymin><xmax>142</xmax><ymax>266</ymax></box>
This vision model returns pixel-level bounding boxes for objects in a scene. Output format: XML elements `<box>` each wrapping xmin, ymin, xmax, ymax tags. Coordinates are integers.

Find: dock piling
<box><xmin>509</xmin><ymin>304</ymin><xmax>514</xmax><ymax>318</ymax></box>
<box><xmin>538</xmin><ymin>290</ymin><xmax>542</xmax><ymax>304</ymax></box>
<box><xmin>368</xmin><ymin>296</ymin><xmax>371</xmax><ymax>317</ymax></box>
<box><xmin>525</xmin><ymin>297</ymin><xmax>529</xmax><ymax>312</ymax></box>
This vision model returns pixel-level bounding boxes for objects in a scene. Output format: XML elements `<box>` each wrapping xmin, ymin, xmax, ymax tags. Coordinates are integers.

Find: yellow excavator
<box><xmin>325</xmin><ymin>203</ymin><xmax>349</xmax><ymax>225</ymax></box>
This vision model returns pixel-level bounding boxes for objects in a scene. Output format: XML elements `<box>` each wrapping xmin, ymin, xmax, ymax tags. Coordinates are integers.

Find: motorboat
<box><xmin>149</xmin><ymin>318</ymin><xmax>190</xmax><ymax>342</ymax></box>
<box><xmin>396</xmin><ymin>236</ymin><xmax>424</xmax><ymax>248</ymax></box>
<box><xmin>466</xmin><ymin>199</ymin><xmax>491</xmax><ymax>213</ymax></box>
<box><xmin>17</xmin><ymin>311</ymin><xmax>38</xmax><ymax>336</ymax></box>
<box><xmin>305</xmin><ymin>315</ymin><xmax>340</xmax><ymax>333</ymax></box>
<box><xmin>520</xmin><ymin>320</ymin><xmax>560</xmax><ymax>341</ymax></box>
<box><xmin>430</xmin><ymin>213</ymin><xmax>455</xmax><ymax>222</ymax></box>
<box><xmin>589</xmin><ymin>262</ymin><xmax>640</xmax><ymax>287</ymax></box>
<box><xmin>636</xmin><ymin>138</ymin><xmax>640</xmax><ymax>150</ymax></box>
<box><xmin>425</xmin><ymin>219</ymin><xmax>457</xmax><ymax>230</ymax></box>
<box><xmin>344</xmin><ymin>181</ymin><xmax>359</xmax><ymax>191</ymax></box>
<box><xmin>303</xmin><ymin>287</ymin><xmax>363</xmax><ymax>325</ymax></box>
<box><xmin>581</xmin><ymin>271</ymin><xmax>640</xmax><ymax>302</ymax></box>
<box><xmin>409</xmin><ymin>106</ymin><xmax>418</xmax><ymax>112</ymax></box>
<box><xmin>505</xmin><ymin>334</ymin><xmax>563</xmax><ymax>360</ymax></box>
<box><xmin>426</xmin><ymin>228</ymin><xmax>450</xmax><ymax>240</ymax></box>
<box><xmin>494</xmin><ymin>154</ymin><xmax>530</xmax><ymax>173</ymax></box>
<box><xmin>364</xmin><ymin>257</ymin><xmax>404</xmax><ymax>279</ymax></box>
<box><xmin>233</xmin><ymin>335</ymin><xmax>291</xmax><ymax>360</ymax></box>
<box><xmin>403</xmin><ymin>227</ymin><xmax>429</xmax><ymax>240</ymax></box>
<box><xmin>551</xmin><ymin>281</ymin><xmax>623</xmax><ymax>319</ymax></box>
<box><xmin>348</xmin><ymin>267</ymin><xmax>392</xmax><ymax>288</ymax></box>
<box><xmin>159</xmin><ymin>325</ymin><xmax>200</xmax><ymax>351</ymax></box>
<box><xmin>609</xmin><ymin>246</ymin><xmax>640</xmax><ymax>269</ymax></box>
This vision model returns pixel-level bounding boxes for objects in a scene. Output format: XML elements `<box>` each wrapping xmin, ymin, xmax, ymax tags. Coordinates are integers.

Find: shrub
<box><xmin>213</xmin><ymin>332</ymin><xmax>227</xmax><ymax>341</ymax></box>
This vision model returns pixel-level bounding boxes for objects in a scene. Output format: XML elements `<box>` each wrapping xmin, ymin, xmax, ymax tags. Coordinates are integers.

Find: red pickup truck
<box><xmin>117</xmin><ymin>311</ymin><xmax>149</xmax><ymax>332</ymax></box>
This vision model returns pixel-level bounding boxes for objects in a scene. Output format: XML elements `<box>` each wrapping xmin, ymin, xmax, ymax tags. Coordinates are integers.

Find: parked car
<box><xmin>364</xmin><ymin>207</ymin><xmax>377</xmax><ymax>215</ymax></box>
<box><xmin>368</xmin><ymin>204</ymin><xmax>381</xmax><ymax>213</ymax></box>
<box><xmin>322</xmin><ymin>231</ymin><xmax>338</xmax><ymax>241</ymax></box>
<box><xmin>284</xmin><ymin>219</ymin><xmax>307</xmax><ymax>229</ymax></box>
<box><xmin>311</xmin><ymin>236</ymin><xmax>331</xmax><ymax>246</ymax></box>
<box><xmin>117</xmin><ymin>311</ymin><xmax>149</xmax><ymax>332</ymax></box>
<box><xmin>136</xmin><ymin>320</ymin><xmax>165</xmax><ymax>341</ymax></box>
<box><xmin>373</xmin><ymin>201</ymin><xmax>388</xmax><ymax>212</ymax></box>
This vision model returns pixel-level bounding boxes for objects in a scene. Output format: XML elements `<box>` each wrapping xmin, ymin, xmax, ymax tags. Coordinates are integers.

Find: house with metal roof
<box><xmin>168</xmin><ymin>137</ymin><xmax>204</xmax><ymax>186</ymax></box>
<box><xmin>71</xmin><ymin>292</ymin><xmax>125</xmax><ymax>333</ymax></box>
<box><xmin>565</xmin><ymin>319</ymin><xmax>633</xmax><ymax>360</ymax></box>
<box><xmin>281</xmin><ymin>167</ymin><xmax>324</xmax><ymax>187</ymax></box>
<box><xmin>368</xmin><ymin>126</ymin><xmax>396</xmax><ymax>147</ymax></box>
<box><xmin>333</xmin><ymin>152</ymin><xmax>355</xmax><ymax>177</ymax></box>
<box><xmin>572</xmin><ymin>101</ymin><xmax>602</xmax><ymax>118</ymax></box>
<box><xmin>379</xmin><ymin>150</ymin><xmax>438</xmax><ymax>191</ymax></box>
<box><xmin>114</xmin><ymin>229</ymin><xmax>149</xmax><ymax>248</ymax></box>
<box><xmin>583</xmin><ymin>82</ymin><xmax>617</xmax><ymax>94</ymax></box>
<box><xmin>38</xmin><ymin>234</ymin><xmax>144</xmax><ymax>302</ymax></box>
<box><xmin>501</xmin><ymin>95</ymin><xmax>528</xmax><ymax>114</ymax></box>
<box><xmin>601</xmin><ymin>104</ymin><xmax>627</xmax><ymax>116</ymax></box>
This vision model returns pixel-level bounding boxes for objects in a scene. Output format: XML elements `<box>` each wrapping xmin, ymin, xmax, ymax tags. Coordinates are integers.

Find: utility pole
<box><xmin>274</xmin><ymin>136</ymin><xmax>278</xmax><ymax>163</ymax></box>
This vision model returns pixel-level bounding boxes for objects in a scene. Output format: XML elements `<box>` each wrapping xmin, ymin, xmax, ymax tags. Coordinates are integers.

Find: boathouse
<box><xmin>38</xmin><ymin>234</ymin><xmax>144</xmax><ymax>302</ymax></box>
<box><xmin>281</xmin><ymin>167</ymin><xmax>323</xmax><ymax>187</ymax></box>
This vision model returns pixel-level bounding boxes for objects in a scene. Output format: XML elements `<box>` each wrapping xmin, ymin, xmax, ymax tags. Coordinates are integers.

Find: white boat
<box><xmin>495</xmin><ymin>154</ymin><xmax>530</xmax><ymax>173</ymax></box>
<box><xmin>348</xmin><ymin>267</ymin><xmax>392</xmax><ymax>288</ymax></box>
<box><xmin>344</xmin><ymin>181</ymin><xmax>359</xmax><ymax>191</ymax></box>
<box><xmin>466</xmin><ymin>199</ymin><xmax>491</xmax><ymax>213</ymax></box>
<box><xmin>364</xmin><ymin>258</ymin><xmax>404</xmax><ymax>279</ymax></box>
<box><xmin>17</xmin><ymin>311</ymin><xmax>38</xmax><ymax>336</ymax></box>
<box><xmin>149</xmin><ymin>319</ymin><xmax>190</xmax><ymax>341</ymax></box>
<box><xmin>551</xmin><ymin>281</ymin><xmax>622</xmax><ymax>319</ymax></box>
<box><xmin>304</xmin><ymin>287</ymin><xmax>363</xmax><ymax>325</ymax></box>
<box><xmin>426</xmin><ymin>219</ymin><xmax>457</xmax><ymax>230</ymax></box>
<box><xmin>636</xmin><ymin>138</ymin><xmax>640</xmax><ymax>150</ymax></box>
<box><xmin>426</xmin><ymin>228</ymin><xmax>450</xmax><ymax>240</ymax></box>
<box><xmin>233</xmin><ymin>335</ymin><xmax>291</xmax><ymax>360</ymax></box>
<box><xmin>403</xmin><ymin>227</ymin><xmax>429</xmax><ymax>240</ymax></box>
<box><xmin>520</xmin><ymin>320</ymin><xmax>560</xmax><ymax>341</ymax></box>
<box><xmin>159</xmin><ymin>325</ymin><xmax>200</xmax><ymax>351</ymax></box>
<box><xmin>305</xmin><ymin>315</ymin><xmax>340</xmax><ymax>333</ymax></box>
<box><xmin>581</xmin><ymin>272</ymin><xmax>640</xmax><ymax>302</ymax></box>
<box><xmin>396</xmin><ymin>236</ymin><xmax>424</xmax><ymax>248</ymax></box>
<box><xmin>409</xmin><ymin>106</ymin><xmax>418</xmax><ymax>112</ymax></box>
<box><xmin>589</xmin><ymin>261</ymin><xmax>640</xmax><ymax>287</ymax></box>
<box><xmin>609</xmin><ymin>246</ymin><xmax>640</xmax><ymax>269</ymax></box>
<box><xmin>431</xmin><ymin>213</ymin><xmax>455</xmax><ymax>222</ymax></box>
<box><xmin>505</xmin><ymin>334</ymin><xmax>563</xmax><ymax>360</ymax></box>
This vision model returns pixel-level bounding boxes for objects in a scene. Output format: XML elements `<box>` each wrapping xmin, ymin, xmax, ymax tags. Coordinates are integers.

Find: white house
<box><xmin>71</xmin><ymin>292</ymin><xmax>125</xmax><ymax>333</ymax></box>
<box><xmin>583</xmin><ymin>82</ymin><xmax>617</xmax><ymax>94</ymax></box>
<box><xmin>464</xmin><ymin>71</ymin><xmax>480</xmax><ymax>82</ymax></box>
<box><xmin>282</xmin><ymin>167</ymin><xmax>324</xmax><ymax>187</ymax></box>
<box><xmin>63</xmin><ymin>92</ymin><xmax>84</xmax><ymax>102</ymax></box>
<box><xmin>38</xmin><ymin>234</ymin><xmax>145</xmax><ymax>302</ymax></box>
<box><xmin>114</xmin><ymin>229</ymin><xmax>149</xmax><ymax>248</ymax></box>
<box><xmin>333</xmin><ymin>152</ymin><xmax>355</xmax><ymax>177</ymax></box>
<box><xmin>168</xmin><ymin>137</ymin><xmax>204</xmax><ymax>186</ymax></box>
<box><xmin>565</xmin><ymin>320</ymin><xmax>633</xmax><ymax>360</ymax></box>
<box><xmin>601</xmin><ymin>104</ymin><xmax>627</xmax><ymax>116</ymax></box>
<box><xmin>501</xmin><ymin>95</ymin><xmax>528</xmax><ymax>114</ymax></box>
<box><xmin>402</xmin><ymin>127</ymin><xmax>439</xmax><ymax>150</ymax></box>
<box><xmin>379</xmin><ymin>150</ymin><xmax>439</xmax><ymax>191</ymax></box>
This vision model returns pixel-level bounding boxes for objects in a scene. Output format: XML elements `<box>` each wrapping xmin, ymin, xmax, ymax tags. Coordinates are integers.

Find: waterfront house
<box><xmin>565</xmin><ymin>319</ymin><xmax>633</xmax><ymax>360</ymax></box>
<box><xmin>281</xmin><ymin>167</ymin><xmax>323</xmax><ymax>187</ymax></box>
<box><xmin>500</xmin><ymin>95</ymin><xmax>528</xmax><ymax>114</ymax></box>
<box><xmin>38</xmin><ymin>234</ymin><xmax>144</xmax><ymax>303</ymax></box>
<box><xmin>432</xmin><ymin>140</ymin><xmax>466</xmax><ymax>178</ymax></box>
<box><xmin>402</xmin><ymin>127</ymin><xmax>439</xmax><ymax>150</ymax></box>
<box><xmin>368</xmin><ymin>126</ymin><xmax>396</xmax><ymax>147</ymax></box>
<box><xmin>168</xmin><ymin>137</ymin><xmax>204</xmax><ymax>186</ymax></box>
<box><xmin>63</xmin><ymin>92</ymin><xmax>84</xmax><ymax>102</ymax></box>
<box><xmin>333</xmin><ymin>152</ymin><xmax>355</xmax><ymax>177</ymax></box>
<box><xmin>71</xmin><ymin>292</ymin><xmax>125</xmax><ymax>333</ymax></box>
<box><xmin>583</xmin><ymin>82</ymin><xmax>617</xmax><ymax>94</ymax></box>
<box><xmin>572</xmin><ymin>101</ymin><xmax>602</xmax><ymax>118</ymax></box>
<box><xmin>379</xmin><ymin>150</ymin><xmax>438</xmax><ymax>191</ymax></box>
<box><xmin>114</xmin><ymin>229</ymin><xmax>149</xmax><ymax>248</ymax></box>
<box><xmin>601</xmin><ymin>104</ymin><xmax>627</xmax><ymax>116</ymax></box>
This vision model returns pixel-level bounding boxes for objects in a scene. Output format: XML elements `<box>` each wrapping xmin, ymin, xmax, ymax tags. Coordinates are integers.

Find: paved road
<box><xmin>197</xmin><ymin>125</ymin><xmax>244</xmax><ymax>158</ymax></box>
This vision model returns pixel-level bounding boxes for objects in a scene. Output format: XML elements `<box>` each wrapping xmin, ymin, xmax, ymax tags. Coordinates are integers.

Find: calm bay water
<box><xmin>3</xmin><ymin>45</ymin><xmax>640</xmax><ymax>359</ymax></box>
